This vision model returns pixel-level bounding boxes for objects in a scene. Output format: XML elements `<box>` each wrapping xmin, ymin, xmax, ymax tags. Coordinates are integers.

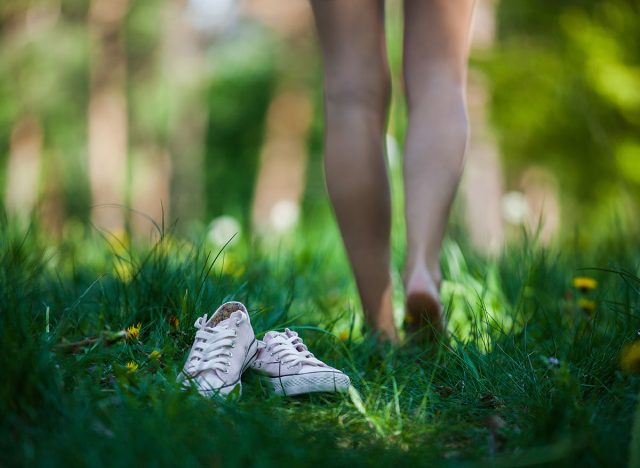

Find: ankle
<box><xmin>367</xmin><ymin>320</ymin><xmax>398</xmax><ymax>344</ymax></box>
<box><xmin>404</xmin><ymin>261</ymin><xmax>441</xmax><ymax>291</ymax></box>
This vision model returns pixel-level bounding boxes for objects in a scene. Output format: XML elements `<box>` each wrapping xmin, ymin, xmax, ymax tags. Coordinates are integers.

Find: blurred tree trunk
<box><xmin>244</xmin><ymin>0</ymin><xmax>314</xmax><ymax>235</ymax></box>
<box><xmin>130</xmin><ymin>143</ymin><xmax>172</xmax><ymax>238</ymax></box>
<box><xmin>5</xmin><ymin>116</ymin><xmax>42</xmax><ymax>221</ymax></box>
<box><xmin>461</xmin><ymin>0</ymin><xmax>505</xmax><ymax>253</ymax></box>
<box><xmin>87</xmin><ymin>0</ymin><xmax>129</xmax><ymax>234</ymax></box>
<box><xmin>251</xmin><ymin>90</ymin><xmax>312</xmax><ymax>234</ymax></box>
<box><xmin>163</xmin><ymin>0</ymin><xmax>206</xmax><ymax>232</ymax></box>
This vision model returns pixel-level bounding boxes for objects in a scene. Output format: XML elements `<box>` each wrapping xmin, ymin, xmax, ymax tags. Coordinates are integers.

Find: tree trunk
<box><xmin>251</xmin><ymin>91</ymin><xmax>312</xmax><ymax>234</ymax></box>
<box><xmin>87</xmin><ymin>0</ymin><xmax>129</xmax><ymax>234</ymax></box>
<box><xmin>130</xmin><ymin>143</ymin><xmax>172</xmax><ymax>238</ymax></box>
<box><xmin>162</xmin><ymin>0</ymin><xmax>206</xmax><ymax>232</ymax></box>
<box><xmin>460</xmin><ymin>0</ymin><xmax>505</xmax><ymax>253</ymax></box>
<box><xmin>5</xmin><ymin>115</ymin><xmax>42</xmax><ymax>221</ymax></box>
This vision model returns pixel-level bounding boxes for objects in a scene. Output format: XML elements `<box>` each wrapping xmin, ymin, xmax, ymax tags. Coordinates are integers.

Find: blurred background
<box><xmin>1</xmin><ymin>0</ymin><xmax>639</xmax><ymax>251</ymax></box>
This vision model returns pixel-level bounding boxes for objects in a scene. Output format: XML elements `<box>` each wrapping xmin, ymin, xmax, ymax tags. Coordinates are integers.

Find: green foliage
<box><xmin>2</xmin><ymin>217</ymin><xmax>640</xmax><ymax>466</ymax></box>
<box><xmin>486</xmin><ymin>0</ymin><xmax>640</xmax><ymax>235</ymax></box>
<box><xmin>205</xmin><ymin>31</ymin><xmax>277</xmax><ymax>226</ymax></box>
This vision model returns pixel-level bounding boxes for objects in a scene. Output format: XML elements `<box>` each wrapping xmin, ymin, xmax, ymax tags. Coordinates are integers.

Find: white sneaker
<box><xmin>178</xmin><ymin>301</ymin><xmax>258</xmax><ymax>398</ymax></box>
<box><xmin>251</xmin><ymin>329</ymin><xmax>350</xmax><ymax>396</ymax></box>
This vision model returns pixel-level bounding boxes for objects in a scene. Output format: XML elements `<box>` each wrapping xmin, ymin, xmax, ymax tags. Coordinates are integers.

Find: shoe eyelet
<box><xmin>224</xmin><ymin>369</ymin><xmax>229</xmax><ymax>374</ymax></box>
<box><xmin>231</xmin><ymin>342</ymin><xmax>236</xmax><ymax>348</ymax></box>
<box><xmin>235</xmin><ymin>320</ymin><xmax>241</xmax><ymax>326</ymax></box>
<box><xmin>227</xmin><ymin>360</ymin><xmax>231</xmax><ymax>366</ymax></box>
<box><xmin>228</xmin><ymin>352</ymin><xmax>233</xmax><ymax>357</ymax></box>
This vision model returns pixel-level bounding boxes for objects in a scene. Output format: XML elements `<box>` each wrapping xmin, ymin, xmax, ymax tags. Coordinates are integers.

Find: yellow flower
<box><xmin>620</xmin><ymin>341</ymin><xmax>640</xmax><ymax>373</ymax></box>
<box><xmin>126</xmin><ymin>361</ymin><xmax>139</xmax><ymax>373</ymax></box>
<box><xmin>578</xmin><ymin>298</ymin><xmax>596</xmax><ymax>314</ymax></box>
<box><xmin>149</xmin><ymin>350</ymin><xmax>161</xmax><ymax>360</ymax></box>
<box><xmin>338</xmin><ymin>330</ymin><xmax>350</xmax><ymax>342</ymax></box>
<box><xmin>572</xmin><ymin>277</ymin><xmax>598</xmax><ymax>292</ymax></box>
<box><xmin>126</xmin><ymin>323</ymin><xmax>141</xmax><ymax>341</ymax></box>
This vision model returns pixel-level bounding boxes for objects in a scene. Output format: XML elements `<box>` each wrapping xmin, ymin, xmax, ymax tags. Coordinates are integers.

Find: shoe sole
<box><xmin>265</xmin><ymin>370</ymin><xmax>351</xmax><ymax>397</ymax></box>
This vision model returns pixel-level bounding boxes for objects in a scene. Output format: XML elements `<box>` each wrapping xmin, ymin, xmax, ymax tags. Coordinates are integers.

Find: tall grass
<box><xmin>1</xmin><ymin>218</ymin><xmax>639</xmax><ymax>466</ymax></box>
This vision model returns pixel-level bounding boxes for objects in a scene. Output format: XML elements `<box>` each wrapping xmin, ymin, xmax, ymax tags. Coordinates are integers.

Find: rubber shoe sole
<box><xmin>265</xmin><ymin>370</ymin><xmax>350</xmax><ymax>396</ymax></box>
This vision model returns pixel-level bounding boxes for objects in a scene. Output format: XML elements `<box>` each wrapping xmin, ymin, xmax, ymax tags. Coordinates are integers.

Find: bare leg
<box><xmin>310</xmin><ymin>0</ymin><xmax>396</xmax><ymax>341</ymax></box>
<box><xmin>402</xmin><ymin>0</ymin><xmax>475</xmax><ymax>336</ymax></box>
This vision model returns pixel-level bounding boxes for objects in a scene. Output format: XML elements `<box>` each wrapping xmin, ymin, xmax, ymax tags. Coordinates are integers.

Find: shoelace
<box><xmin>186</xmin><ymin>314</ymin><xmax>243</xmax><ymax>375</ymax></box>
<box><xmin>267</xmin><ymin>329</ymin><xmax>324</xmax><ymax>368</ymax></box>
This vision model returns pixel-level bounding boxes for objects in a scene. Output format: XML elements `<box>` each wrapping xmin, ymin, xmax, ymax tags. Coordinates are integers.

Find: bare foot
<box><xmin>404</xmin><ymin>266</ymin><xmax>445</xmax><ymax>341</ymax></box>
<box><xmin>369</xmin><ymin>283</ymin><xmax>399</xmax><ymax>344</ymax></box>
<box><xmin>365</xmin><ymin>283</ymin><xmax>398</xmax><ymax>344</ymax></box>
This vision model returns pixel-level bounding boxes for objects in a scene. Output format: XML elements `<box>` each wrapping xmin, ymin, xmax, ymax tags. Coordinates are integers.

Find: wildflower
<box><xmin>578</xmin><ymin>298</ymin><xmax>596</xmax><ymax>315</ymax></box>
<box><xmin>126</xmin><ymin>323</ymin><xmax>141</xmax><ymax>341</ymax></box>
<box><xmin>548</xmin><ymin>357</ymin><xmax>560</xmax><ymax>366</ymax></box>
<box><xmin>168</xmin><ymin>315</ymin><xmax>180</xmax><ymax>329</ymax></box>
<box><xmin>572</xmin><ymin>277</ymin><xmax>597</xmax><ymax>293</ymax></box>
<box><xmin>338</xmin><ymin>330</ymin><xmax>350</xmax><ymax>342</ymax></box>
<box><xmin>149</xmin><ymin>350</ymin><xmax>161</xmax><ymax>360</ymax></box>
<box><xmin>126</xmin><ymin>361</ymin><xmax>139</xmax><ymax>373</ymax></box>
<box><xmin>620</xmin><ymin>341</ymin><xmax>640</xmax><ymax>373</ymax></box>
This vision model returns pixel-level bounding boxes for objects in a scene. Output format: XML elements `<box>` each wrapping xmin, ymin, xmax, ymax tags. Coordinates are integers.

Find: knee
<box><xmin>324</xmin><ymin>68</ymin><xmax>391</xmax><ymax>115</ymax></box>
<box><xmin>406</xmin><ymin>72</ymin><xmax>469</xmax><ymax>140</ymax></box>
<box><xmin>404</xmin><ymin>59</ymin><xmax>466</xmax><ymax>110</ymax></box>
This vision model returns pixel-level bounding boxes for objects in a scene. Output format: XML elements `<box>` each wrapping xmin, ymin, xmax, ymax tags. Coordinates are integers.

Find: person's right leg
<box><xmin>402</xmin><ymin>0</ymin><xmax>475</xmax><ymax>337</ymax></box>
<box><xmin>310</xmin><ymin>0</ymin><xmax>396</xmax><ymax>341</ymax></box>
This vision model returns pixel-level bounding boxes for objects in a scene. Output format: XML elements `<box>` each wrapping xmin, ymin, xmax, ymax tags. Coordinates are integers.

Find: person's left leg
<box><xmin>402</xmin><ymin>0</ymin><xmax>475</xmax><ymax>337</ymax></box>
<box><xmin>310</xmin><ymin>0</ymin><xmax>396</xmax><ymax>341</ymax></box>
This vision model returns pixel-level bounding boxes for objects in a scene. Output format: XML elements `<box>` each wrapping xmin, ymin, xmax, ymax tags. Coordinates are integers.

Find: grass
<box><xmin>2</xmin><ymin>218</ymin><xmax>640</xmax><ymax>467</ymax></box>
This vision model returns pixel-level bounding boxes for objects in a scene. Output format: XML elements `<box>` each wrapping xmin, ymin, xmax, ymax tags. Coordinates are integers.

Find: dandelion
<box><xmin>572</xmin><ymin>277</ymin><xmax>597</xmax><ymax>293</ymax></box>
<box><xmin>168</xmin><ymin>315</ymin><xmax>180</xmax><ymax>329</ymax></box>
<box><xmin>338</xmin><ymin>330</ymin><xmax>350</xmax><ymax>342</ymax></box>
<box><xmin>126</xmin><ymin>361</ymin><xmax>139</xmax><ymax>373</ymax></box>
<box><xmin>149</xmin><ymin>350</ymin><xmax>161</xmax><ymax>360</ymax></box>
<box><xmin>126</xmin><ymin>323</ymin><xmax>141</xmax><ymax>341</ymax></box>
<box><xmin>620</xmin><ymin>341</ymin><xmax>640</xmax><ymax>373</ymax></box>
<box><xmin>578</xmin><ymin>298</ymin><xmax>596</xmax><ymax>315</ymax></box>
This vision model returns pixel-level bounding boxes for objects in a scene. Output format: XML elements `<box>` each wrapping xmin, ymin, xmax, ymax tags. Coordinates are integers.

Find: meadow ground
<box><xmin>2</xmin><ymin>220</ymin><xmax>640</xmax><ymax>467</ymax></box>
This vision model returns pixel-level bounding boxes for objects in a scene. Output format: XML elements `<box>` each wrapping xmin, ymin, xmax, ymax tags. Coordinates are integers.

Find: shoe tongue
<box><xmin>208</xmin><ymin>301</ymin><xmax>247</xmax><ymax>328</ymax></box>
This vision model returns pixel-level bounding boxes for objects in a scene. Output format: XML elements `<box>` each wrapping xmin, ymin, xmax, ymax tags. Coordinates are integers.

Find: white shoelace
<box><xmin>267</xmin><ymin>329</ymin><xmax>324</xmax><ymax>368</ymax></box>
<box><xmin>186</xmin><ymin>314</ymin><xmax>242</xmax><ymax>375</ymax></box>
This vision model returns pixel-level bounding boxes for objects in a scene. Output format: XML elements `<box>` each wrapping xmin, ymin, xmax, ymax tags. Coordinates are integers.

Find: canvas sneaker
<box><xmin>251</xmin><ymin>329</ymin><xmax>350</xmax><ymax>396</ymax></box>
<box><xmin>178</xmin><ymin>301</ymin><xmax>258</xmax><ymax>398</ymax></box>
